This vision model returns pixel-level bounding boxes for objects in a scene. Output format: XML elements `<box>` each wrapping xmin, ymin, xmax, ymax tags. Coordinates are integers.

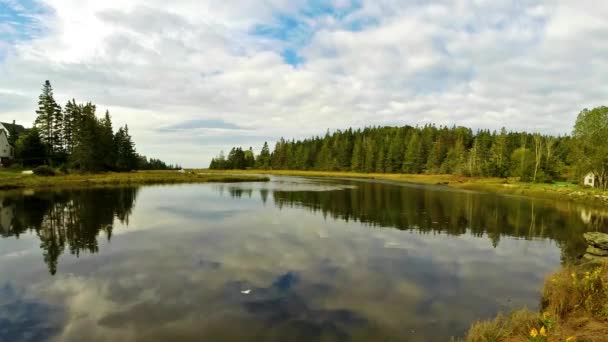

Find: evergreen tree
<box><xmin>71</xmin><ymin>103</ymin><xmax>103</xmax><ymax>171</ymax></box>
<box><xmin>63</xmin><ymin>99</ymin><xmax>81</xmax><ymax>154</ymax></box>
<box><xmin>363</xmin><ymin>137</ymin><xmax>375</xmax><ymax>173</ymax></box>
<box><xmin>402</xmin><ymin>133</ymin><xmax>422</xmax><ymax>173</ymax></box>
<box><xmin>386</xmin><ymin>130</ymin><xmax>404</xmax><ymax>173</ymax></box>
<box><xmin>115</xmin><ymin>125</ymin><xmax>137</xmax><ymax>171</ymax></box>
<box><xmin>100</xmin><ymin>111</ymin><xmax>117</xmax><ymax>170</ymax></box>
<box><xmin>34</xmin><ymin>80</ymin><xmax>63</xmax><ymax>156</ymax></box>
<box><xmin>256</xmin><ymin>142</ymin><xmax>271</xmax><ymax>169</ymax></box>
<box><xmin>351</xmin><ymin>136</ymin><xmax>363</xmax><ymax>172</ymax></box>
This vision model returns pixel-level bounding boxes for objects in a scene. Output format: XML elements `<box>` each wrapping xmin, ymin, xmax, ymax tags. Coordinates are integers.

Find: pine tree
<box><xmin>351</xmin><ymin>136</ymin><xmax>363</xmax><ymax>172</ymax></box>
<box><xmin>100</xmin><ymin>111</ymin><xmax>117</xmax><ymax>170</ymax></box>
<box><xmin>63</xmin><ymin>99</ymin><xmax>81</xmax><ymax>154</ymax></box>
<box><xmin>386</xmin><ymin>130</ymin><xmax>404</xmax><ymax>173</ymax></box>
<box><xmin>34</xmin><ymin>80</ymin><xmax>63</xmax><ymax>157</ymax></box>
<box><xmin>363</xmin><ymin>137</ymin><xmax>375</xmax><ymax>173</ymax></box>
<box><xmin>115</xmin><ymin>125</ymin><xmax>137</xmax><ymax>171</ymax></box>
<box><xmin>256</xmin><ymin>142</ymin><xmax>271</xmax><ymax>169</ymax></box>
<box><xmin>403</xmin><ymin>133</ymin><xmax>422</xmax><ymax>173</ymax></box>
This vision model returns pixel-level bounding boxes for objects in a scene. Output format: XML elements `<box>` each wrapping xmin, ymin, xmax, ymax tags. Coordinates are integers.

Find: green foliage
<box><xmin>26</xmin><ymin>80</ymin><xmax>171</xmax><ymax>173</ymax></box>
<box><xmin>209</xmin><ymin>147</ymin><xmax>255</xmax><ymax>170</ymax></box>
<box><xmin>510</xmin><ymin>148</ymin><xmax>535</xmax><ymax>182</ymax></box>
<box><xmin>255</xmin><ymin>142</ymin><xmax>271</xmax><ymax>169</ymax></box>
<box><xmin>114</xmin><ymin>125</ymin><xmax>138</xmax><ymax>171</ymax></box>
<box><xmin>14</xmin><ymin>128</ymin><xmax>47</xmax><ymax>167</ymax></box>
<box><xmin>211</xmin><ymin>123</ymin><xmax>580</xmax><ymax>181</ymax></box>
<box><xmin>208</xmin><ymin>107</ymin><xmax>608</xmax><ymax>186</ymax></box>
<box><xmin>572</xmin><ymin>106</ymin><xmax>608</xmax><ymax>190</ymax></box>
<box><xmin>34</xmin><ymin>80</ymin><xmax>63</xmax><ymax>157</ymax></box>
<box><xmin>33</xmin><ymin>165</ymin><xmax>57</xmax><ymax>176</ymax></box>
<box><xmin>402</xmin><ymin>132</ymin><xmax>422</xmax><ymax>173</ymax></box>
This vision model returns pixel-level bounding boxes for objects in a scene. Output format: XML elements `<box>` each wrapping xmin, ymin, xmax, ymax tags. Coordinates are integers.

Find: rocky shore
<box><xmin>583</xmin><ymin>232</ymin><xmax>608</xmax><ymax>262</ymax></box>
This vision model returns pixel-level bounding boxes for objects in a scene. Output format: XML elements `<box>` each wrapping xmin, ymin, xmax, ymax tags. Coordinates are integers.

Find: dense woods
<box><xmin>209</xmin><ymin>107</ymin><xmax>608</xmax><ymax>189</ymax></box>
<box><xmin>210</xmin><ymin>125</ymin><xmax>570</xmax><ymax>182</ymax></box>
<box><xmin>210</xmin><ymin>106</ymin><xmax>608</xmax><ymax>186</ymax></box>
<box><xmin>12</xmin><ymin>81</ymin><xmax>179</xmax><ymax>172</ymax></box>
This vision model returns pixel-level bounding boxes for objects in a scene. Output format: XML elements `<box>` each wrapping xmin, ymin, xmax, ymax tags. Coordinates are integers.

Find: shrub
<box><xmin>8</xmin><ymin>163</ymin><xmax>23</xmax><ymax>171</ymax></box>
<box><xmin>33</xmin><ymin>165</ymin><xmax>57</xmax><ymax>176</ymax></box>
<box><xmin>543</xmin><ymin>263</ymin><xmax>608</xmax><ymax>319</ymax></box>
<box><xmin>58</xmin><ymin>164</ymin><xmax>69</xmax><ymax>174</ymax></box>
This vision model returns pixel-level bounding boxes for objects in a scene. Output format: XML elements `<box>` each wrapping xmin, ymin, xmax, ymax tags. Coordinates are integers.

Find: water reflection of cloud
<box><xmin>10</xmin><ymin>203</ymin><xmax>559</xmax><ymax>341</ymax></box>
<box><xmin>0</xmin><ymin>179</ymin><xmax>579</xmax><ymax>341</ymax></box>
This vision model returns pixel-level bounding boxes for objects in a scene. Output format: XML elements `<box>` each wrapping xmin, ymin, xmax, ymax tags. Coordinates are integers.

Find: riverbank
<box><xmin>0</xmin><ymin>170</ymin><xmax>269</xmax><ymax>190</ymax></box>
<box><xmin>198</xmin><ymin>170</ymin><xmax>608</xmax><ymax>205</ymax></box>
<box><xmin>464</xmin><ymin>261</ymin><xmax>608</xmax><ymax>342</ymax></box>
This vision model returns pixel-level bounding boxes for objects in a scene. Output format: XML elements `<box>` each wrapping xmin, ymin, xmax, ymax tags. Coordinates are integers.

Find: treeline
<box><xmin>209</xmin><ymin>147</ymin><xmax>256</xmax><ymax>170</ymax></box>
<box><xmin>13</xmin><ymin>81</ymin><xmax>179</xmax><ymax>172</ymax></box>
<box><xmin>210</xmin><ymin>106</ymin><xmax>608</xmax><ymax>186</ymax></box>
<box><xmin>210</xmin><ymin>127</ymin><xmax>572</xmax><ymax>182</ymax></box>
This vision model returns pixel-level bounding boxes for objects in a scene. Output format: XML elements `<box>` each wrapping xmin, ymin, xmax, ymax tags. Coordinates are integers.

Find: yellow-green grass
<box><xmin>464</xmin><ymin>262</ymin><xmax>608</xmax><ymax>342</ymax></box>
<box><xmin>0</xmin><ymin>170</ymin><xmax>269</xmax><ymax>190</ymax></box>
<box><xmin>197</xmin><ymin>169</ymin><xmax>608</xmax><ymax>205</ymax></box>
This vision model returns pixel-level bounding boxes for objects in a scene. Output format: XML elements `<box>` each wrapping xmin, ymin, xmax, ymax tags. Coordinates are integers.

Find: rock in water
<box><xmin>583</xmin><ymin>253</ymin><xmax>608</xmax><ymax>263</ymax></box>
<box><xmin>587</xmin><ymin>245</ymin><xmax>608</xmax><ymax>257</ymax></box>
<box><xmin>583</xmin><ymin>232</ymin><xmax>608</xmax><ymax>250</ymax></box>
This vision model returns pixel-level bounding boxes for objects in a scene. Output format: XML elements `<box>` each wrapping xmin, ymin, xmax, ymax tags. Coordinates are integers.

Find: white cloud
<box><xmin>0</xmin><ymin>0</ymin><xmax>607</xmax><ymax>167</ymax></box>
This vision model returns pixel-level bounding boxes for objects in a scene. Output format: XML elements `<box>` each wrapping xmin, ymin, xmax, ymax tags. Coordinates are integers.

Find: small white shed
<box><xmin>584</xmin><ymin>173</ymin><xmax>596</xmax><ymax>187</ymax></box>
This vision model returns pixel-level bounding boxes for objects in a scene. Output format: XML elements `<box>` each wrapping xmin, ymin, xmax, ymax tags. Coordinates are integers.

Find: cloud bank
<box><xmin>1</xmin><ymin>0</ymin><xmax>607</xmax><ymax>166</ymax></box>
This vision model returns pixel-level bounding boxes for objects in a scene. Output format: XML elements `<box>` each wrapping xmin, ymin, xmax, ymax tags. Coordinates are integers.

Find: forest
<box><xmin>210</xmin><ymin>106</ymin><xmax>608</xmax><ymax>189</ymax></box>
<box><xmin>10</xmin><ymin>81</ymin><xmax>179</xmax><ymax>172</ymax></box>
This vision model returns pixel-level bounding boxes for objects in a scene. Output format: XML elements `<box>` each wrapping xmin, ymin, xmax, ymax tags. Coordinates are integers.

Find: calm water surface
<box><xmin>1</xmin><ymin>176</ymin><xmax>606</xmax><ymax>341</ymax></box>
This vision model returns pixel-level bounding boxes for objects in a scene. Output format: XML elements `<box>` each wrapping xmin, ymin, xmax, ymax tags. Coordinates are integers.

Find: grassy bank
<box><xmin>0</xmin><ymin>170</ymin><xmax>269</xmax><ymax>190</ymax></box>
<box><xmin>198</xmin><ymin>169</ymin><xmax>608</xmax><ymax>205</ymax></box>
<box><xmin>464</xmin><ymin>262</ymin><xmax>608</xmax><ymax>342</ymax></box>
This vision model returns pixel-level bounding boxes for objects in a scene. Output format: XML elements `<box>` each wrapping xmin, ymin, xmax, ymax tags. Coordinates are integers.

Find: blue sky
<box><xmin>0</xmin><ymin>0</ymin><xmax>607</xmax><ymax>167</ymax></box>
<box><xmin>0</xmin><ymin>0</ymin><xmax>48</xmax><ymax>57</ymax></box>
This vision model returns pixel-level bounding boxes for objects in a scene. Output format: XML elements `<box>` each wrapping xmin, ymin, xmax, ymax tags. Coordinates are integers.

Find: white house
<box><xmin>584</xmin><ymin>172</ymin><xmax>597</xmax><ymax>188</ymax></box>
<box><xmin>0</xmin><ymin>128</ymin><xmax>13</xmax><ymax>161</ymax></box>
<box><xmin>0</xmin><ymin>121</ymin><xmax>26</xmax><ymax>165</ymax></box>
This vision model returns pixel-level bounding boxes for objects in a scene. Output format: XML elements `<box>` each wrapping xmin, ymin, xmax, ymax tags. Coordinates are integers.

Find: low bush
<box><xmin>8</xmin><ymin>163</ymin><xmax>23</xmax><ymax>171</ymax></box>
<box><xmin>543</xmin><ymin>263</ymin><xmax>608</xmax><ymax>319</ymax></box>
<box><xmin>463</xmin><ymin>263</ymin><xmax>608</xmax><ymax>342</ymax></box>
<box><xmin>33</xmin><ymin>165</ymin><xmax>57</xmax><ymax>176</ymax></box>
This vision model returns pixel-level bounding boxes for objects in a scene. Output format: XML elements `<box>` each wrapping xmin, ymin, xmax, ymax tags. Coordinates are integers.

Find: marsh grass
<box><xmin>0</xmin><ymin>170</ymin><xmax>269</xmax><ymax>190</ymax></box>
<box><xmin>464</xmin><ymin>263</ymin><xmax>608</xmax><ymax>342</ymax></box>
<box><xmin>465</xmin><ymin>309</ymin><xmax>540</xmax><ymax>342</ymax></box>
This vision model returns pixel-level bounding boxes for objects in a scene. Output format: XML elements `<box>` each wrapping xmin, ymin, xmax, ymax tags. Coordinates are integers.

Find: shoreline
<box><xmin>198</xmin><ymin>169</ymin><xmax>608</xmax><ymax>206</ymax></box>
<box><xmin>0</xmin><ymin>170</ymin><xmax>269</xmax><ymax>190</ymax></box>
<box><xmin>463</xmin><ymin>262</ymin><xmax>607</xmax><ymax>341</ymax></box>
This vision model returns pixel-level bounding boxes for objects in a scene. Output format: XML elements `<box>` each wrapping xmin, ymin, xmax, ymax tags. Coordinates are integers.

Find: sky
<box><xmin>0</xmin><ymin>0</ymin><xmax>607</xmax><ymax>167</ymax></box>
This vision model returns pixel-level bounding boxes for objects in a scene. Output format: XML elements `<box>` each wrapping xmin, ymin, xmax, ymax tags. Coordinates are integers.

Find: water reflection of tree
<box><xmin>0</xmin><ymin>188</ymin><xmax>138</xmax><ymax>275</ymax></box>
<box><xmin>269</xmin><ymin>182</ymin><xmax>608</xmax><ymax>262</ymax></box>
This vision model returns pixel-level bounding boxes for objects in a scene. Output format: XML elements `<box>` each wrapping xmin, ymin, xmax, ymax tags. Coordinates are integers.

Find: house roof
<box><xmin>0</xmin><ymin>122</ymin><xmax>27</xmax><ymax>136</ymax></box>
